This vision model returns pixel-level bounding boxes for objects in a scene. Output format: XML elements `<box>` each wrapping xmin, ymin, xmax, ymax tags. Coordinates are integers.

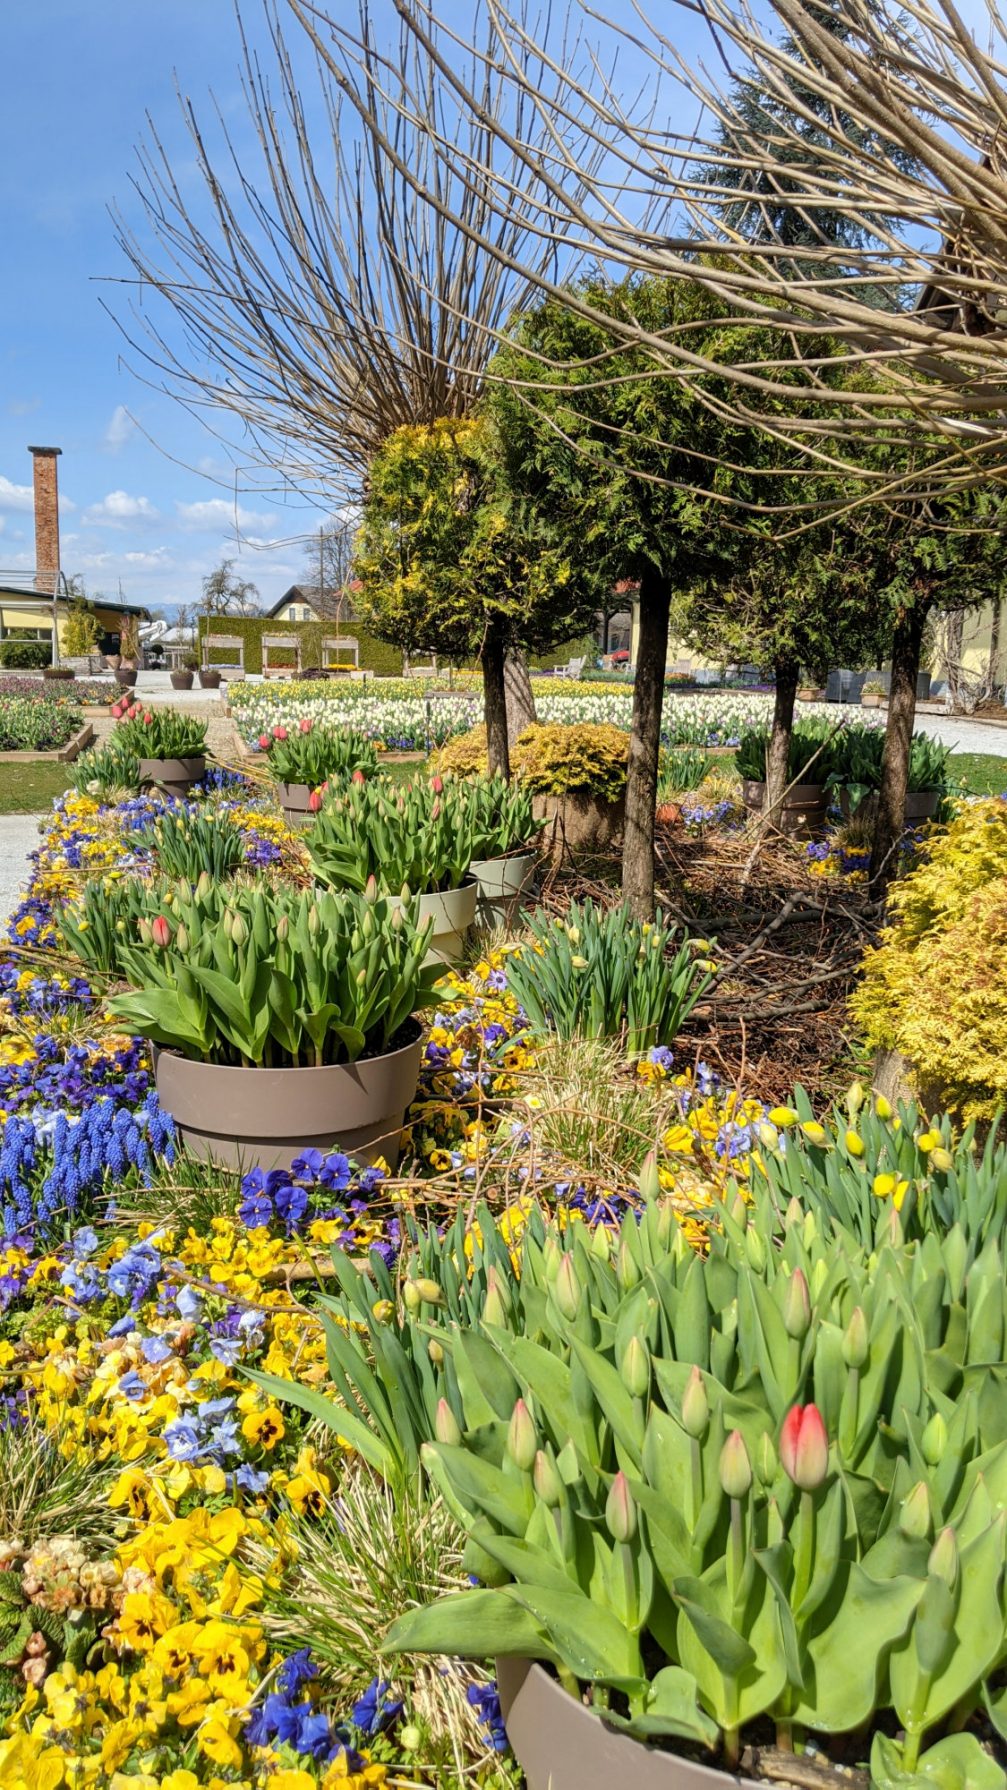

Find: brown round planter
<box><xmin>137</xmin><ymin>754</ymin><xmax>207</xmax><ymax>798</ymax></box>
<box><xmin>153</xmin><ymin>1021</ymin><xmax>423</xmax><ymax>1171</ymax></box>
<box><xmin>276</xmin><ymin>780</ymin><xmax>316</xmax><ymax>824</ymax></box>
<box><xmin>742</xmin><ymin>778</ymin><xmax>826</xmax><ymax>835</ymax></box>
<box><xmin>496</xmin><ymin>1658</ymin><xmax>757</xmax><ymax>1790</ymax></box>
<box><xmin>414</xmin><ymin>880</ymin><xmax>477</xmax><ymax>965</ymax></box>
<box><xmin>198</xmin><ymin>669</ymin><xmax>222</xmax><ymax>690</ymax></box>
<box><xmin>115</xmin><ymin>668</ymin><xmax>138</xmax><ymax>688</ymax></box>
<box><xmin>469</xmin><ymin>852</ymin><xmax>537</xmax><ymax>927</ymax></box>
<box><xmin>170</xmin><ymin>671</ymin><xmax>194</xmax><ymax>691</ymax></box>
<box><xmin>838</xmin><ymin>787</ymin><xmax>941</xmax><ymax>824</ymax></box>
<box><xmin>532</xmin><ymin>790</ymin><xmax>625</xmax><ymax>862</ymax></box>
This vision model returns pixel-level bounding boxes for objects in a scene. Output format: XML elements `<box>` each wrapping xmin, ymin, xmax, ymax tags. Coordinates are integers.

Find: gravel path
<box><xmin>0</xmin><ymin>815</ymin><xmax>43</xmax><ymax>926</ymax></box>
<box><xmin>915</xmin><ymin>713</ymin><xmax>1007</xmax><ymax>759</ymax></box>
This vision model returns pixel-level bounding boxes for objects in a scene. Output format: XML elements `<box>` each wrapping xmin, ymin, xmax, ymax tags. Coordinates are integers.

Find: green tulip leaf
<box><xmin>604</xmin><ymin>1667</ymin><xmax>720</xmax><ymax>1749</ymax></box>
<box><xmin>383</xmin><ymin>1588</ymin><xmax>555</xmax><ymax>1661</ymax></box>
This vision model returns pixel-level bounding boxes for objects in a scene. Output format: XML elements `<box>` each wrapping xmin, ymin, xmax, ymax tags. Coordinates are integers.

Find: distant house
<box><xmin>266</xmin><ymin>584</ymin><xmax>358</xmax><ymax>625</ymax></box>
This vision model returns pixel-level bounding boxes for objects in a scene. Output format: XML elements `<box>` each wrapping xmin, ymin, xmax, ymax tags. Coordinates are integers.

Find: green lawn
<box><xmin>946</xmin><ymin>751</ymin><xmax>1007</xmax><ymax>797</ymax></box>
<box><xmin>0</xmin><ymin>761</ymin><xmax>74</xmax><ymax>813</ymax></box>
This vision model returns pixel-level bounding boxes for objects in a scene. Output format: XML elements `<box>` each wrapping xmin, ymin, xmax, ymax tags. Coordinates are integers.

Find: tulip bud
<box><xmin>755</xmin><ymin>1431</ymin><xmax>777</xmax><ymax>1486</ymax></box>
<box><xmin>533</xmin><ymin>1450</ymin><xmax>562</xmax><ymax>1508</ymax></box>
<box><xmin>780</xmin><ymin>1404</ymin><xmax>829</xmax><ymax>1491</ymax></box>
<box><xmin>899</xmin><ymin>1481</ymin><xmax>932</xmax><ymax>1541</ymax></box>
<box><xmin>484</xmin><ymin>1267</ymin><xmax>511</xmax><ymax>1316</ymax></box>
<box><xmin>785</xmin><ymin>1197</ymin><xmax>804</xmax><ymax>1229</ymax></box>
<box><xmin>299</xmin><ymin>717</ymin><xmax>312</xmax><ymax>733</ymax></box>
<box><xmin>364</xmin><ymin>875</ymin><xmax>379</xmax><ymax>903</ymax></box>
<box><xmin>174</xmin><ymin>923</ymin><xmax>189</xmax><ymax>954</ymax></box>
<box><xmin>276</xmin><ymin>914</ymin><xmax>290</xmax><ymax>943</ymax></box>
<box><xmin>638</xmin><ymin>1149</ymin><xmax>661</xmax><ymax>1203</ymax></box>
<box><xmin>590</xmin><ymin>1224</ymin><xmax>612</xmax><ymax>1261</ymax></box>
<box><xmin>621</xmin><ymin>1337</ymin><xmax>650</xmax><ymax>1399</ymax></box>
<box><xmin>272</xmin><ymin>725</ymin><xmax>288</xmax><ymax>741</ymax></box>
<box><xmin>927</xmin><ymin>1526</ymin><xmax>959</xmax><ymax>1590</ymax></box>
<box><xmin>150</xmin><ymin>915</ymin><xmax>171</xmax><ymax>949</ymax></box>
<box><xmin>729</xmin><ymin>1192</ymin><xmax>748</xmax><ymax>1230</ymax></box>
<box><xmin>605</xmin><ymin>1470</ymin><xmax>637</xmax><ymax>1543</ymax></box>
<box><xmin>482</xmin><ymin>1284</ymin><xmax>508</xmax><ymax>1327</ymax></box>
<box><xmin>428</xmin><ymin>1340</ymin><xmax>444</xmax><ymax>1366</ymax></box>
<box><xmin>230</xmin><ymin>913</ymin><xmax>248</xmax><ymax>946</ymax></box>
<box><xmin>782</xmin><ymin>1268</ymin><xmax>811</xmax><ymax>1340</ymax></box>
<box><xmin>541</xmin><ymin>1234</ymin><xmax>563</xmax><ymax>1285</ymax></box>
<box><xmin>745</xmin><ymin>1227</ymin><xmax>766</xmax><ymax>1272</ymax></box>
<box><xmin>307</xmin><ymin>904</ymin><xmax>319</xmax><ymax>935</ymax></box>
<box><xmin>137</xmin><ymin>917</ymin><xmax>152</xmax><ymax>945</ymax></box>
<box><xmin>875</xmin><ymin>1094</ymin><xmax>893</xmax><ymax>1121</ymax></box>
<box><xmin>616</xmin><ymin>1237</ymin><xmax>640</xmax><ymax>1291</ymax></box>
<box><xmin>430</xmin><ymin>774</ymin><xmax>444</xmax><ymax>794</ymax></box>
<box><xmin>308</xmin><ymin>788</ymin><xmax>323</xmax><ymax>813</ymax></box>
<box><xmin>507</xmin><ymin>1399</ymin><xmax>537</xmax><ymax>1472</ymax></box>
<box><xmin>719</xmin><ymin>1429</ymin><xmax>752</xmax><ymax>1499</ymax></box>
<box><xmin>921</xmin><ymin>1411</ymin><xmax>947</xmax><ymax>1465</ymax></box>
<box><xmin>841</xmin><ymin>1306</ymin><xmax>869</xmax><ymax>1369</ymax></box>
<box><xmin>435</xmin><ymin>1399</ymin><xmax>461</xmax><ymax>1446</ymax></box>
<box><xmin>553</xmin><ymin>1253</ymin><xmax>582</xmax><ymax>1321</ymax></box>
<box><xmin>351</xmin><ymin>767</ymin><xmax>366</xmax><ymax>786</ymax></box>
<box><xmin>196</xmin><ymin>870</ymin><xmax>212</xmax><ymax>899</ymax></box>
<box><xmin>681</xmin><ymin>1365</ymin><xmax>709</xmax><ymax>1438</ymax></box>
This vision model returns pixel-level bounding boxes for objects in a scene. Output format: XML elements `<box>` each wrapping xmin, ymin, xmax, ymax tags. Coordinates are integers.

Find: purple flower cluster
<box><xmin>237</xmin><ymin>1148</ymin><xmax>391</xmax><ymax>1248</ymax></box>
<box><xmin>0</xmin><ymin>964</ymin><xmax>93</xmax><ymax>1018</ymax></box>
<box><xmin>0</xmin><ymin>1088</ymin><xmax>175</xmax><ymax>1255</ymax></box>
<box><xmin>247</xmin><ymin>1649</ymin><xmax>368</xmax><ymax>1765</ymax></box>
<box><xmin>244</xmin><ymin>832</ymin><xmax>283</xmax><ymax>868</ymax></box>
<box><xmin>466</xmin><ymin>1681</ymin><xmax>508</xmax><ymax>1752</ymax></box>
<box><xmin>0</xmin><ymin>1038</ymin><xmax>150</xmax><ymax>1122</ymax></box>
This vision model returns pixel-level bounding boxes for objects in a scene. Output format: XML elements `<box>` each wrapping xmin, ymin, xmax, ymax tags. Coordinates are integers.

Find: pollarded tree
<box><xmin>354</xmin><ymin>416</ymin><xmax>606</xmax><ymax>776</ymax></box>
<box><xmin>491</xmin><ymin>272</ymin><xmax>858</xmax><ymax>912</ymax></box>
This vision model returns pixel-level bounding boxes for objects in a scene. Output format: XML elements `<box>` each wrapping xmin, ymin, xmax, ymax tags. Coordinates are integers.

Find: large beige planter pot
<box><xmin>742</xmin><ymin>778</ymin><xmax>825</xmax><ymax>836</ymax></box>
<box><xmin>137</xmin><ymin>755</ymin><xmax>206</xmax><ymax>799</ymax></box>
<box><xmin>414</xmin><ymin>881</ymin><xmax>477</xmax><ymax>966</ymax></box>
<box><xmin>497</xmin><ymin>1658</ymin><xmax>759</xmax><ymax>1790</ymax></box>
<box><xmin>533</xmin><ymin>791</ymin><xmax>625</xmax><ymax>862</ymax></box>
<box><xmin>153</xmin><ymin>1023</ymin><xmax>423</xmax><ymax>1172</ymax></box>
<box><xmin>469</xmin><ymin>852</ymin><xmax>537</xmax><ymax>927</ymax></box>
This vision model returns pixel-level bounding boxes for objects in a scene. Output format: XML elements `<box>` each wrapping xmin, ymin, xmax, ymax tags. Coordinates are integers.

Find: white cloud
<box><xmin>122</xmin><ymin>547</ymin><xmax>173</xmax><ymax>569</ymax></box>
<box><xmin>0</xmin><ymin>476</ymin><xmax>35</xmax><ymax>513</ymax></box>
<box><xmin>84</xmin><ymin>490</ymin><xmax>159</xmax><ymax>525</ymax></box>
<box><xmin>103</xmin><ymin>405</ymin><xmax>135</xmax><ymax>450</ymax></box>
<box><xmin>176</xmin><ymin>497</ymin><xmax>278</xmax><ymax>534</ymax></box>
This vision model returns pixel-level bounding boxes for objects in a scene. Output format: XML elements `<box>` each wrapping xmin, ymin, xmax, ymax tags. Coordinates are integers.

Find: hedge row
<box><xmin>198</xmin><ymin>617</ymin><xmax>404</xmax><ymax>677</ymax></box>
<box><xmin>199</xmin><ymin>617</ymin><xmax>598</xmax><ymax>679</ymax></box>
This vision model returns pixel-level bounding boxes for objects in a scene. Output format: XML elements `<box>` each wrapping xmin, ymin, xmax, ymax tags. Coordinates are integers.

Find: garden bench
<box><xmin>201</xmin><ymin>634</ymin><xmax>245</xmax><ymax>674</ymax></box>
<box><xmin>552</xmin><ymin>654</ymin><xmax>587</xmax><ymax>678</ymax></box>
<box><xmin>261</xmin><ymin>633</ymin><xmax>302</xmax><ymax>678</ymax></box>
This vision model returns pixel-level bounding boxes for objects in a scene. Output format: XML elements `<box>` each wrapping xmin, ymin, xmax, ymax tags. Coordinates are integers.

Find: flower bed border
<box><xmin>0</xmin><ymin>720</ymin><xmax>94</xmax><ymax>764</ymax></box>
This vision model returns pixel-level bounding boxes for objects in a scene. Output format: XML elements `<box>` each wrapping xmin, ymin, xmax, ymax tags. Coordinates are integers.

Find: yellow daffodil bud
<box><xmin>757</xmin><ymin>1122</ymin><xmax>780</xmax><ymax>1152</ymax></box>
<box><xmin>801</xmin><ymin>1120</ymin><xmax>828</xmax><ymax>1148</ymax></box>
<box><xmin>872</xmin><ymin>1172</ymin><xmax>897</xmax><ymax>1200</ymax></box>
<box><xmin>846</xmin><ymin>1081</ymin><xmax>866</xmax><ymax>1119</ymax></box>
<box><xmin>874</xmin><ymin>1094</ymin><xmax>893</xmax><ymax>1121</ymax></box>
<box><xmin>845</xmin><ymin>1129</ymin><xmax>865</xmax><ymax>1157</ymax></box>
<box><xmin>917</xmin><ymin>1129</ymin><xmax>941</xmax><ymax>1154</ymax></box>
<box><xmin>371</xmin><ymin>1300</ymin><xmax>394</xmax><ymax>1324</ymax></box>
<box><xmin>428</xmin><ymin>1340</ymin><xmax>444</xmax><ymax>1366</ymax></box>
<box><xmin>769</xmin><ymin>1106</ymin><xmax>798</xmax><ymax>1127</ymax></box>
<box><xmin>930</xmin><ymin>1147</ymin><xmax>953</xmax><ymax>1173</ymax></box>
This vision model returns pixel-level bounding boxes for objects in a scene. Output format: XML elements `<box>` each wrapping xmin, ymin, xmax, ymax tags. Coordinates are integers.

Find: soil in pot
<box><xmin>533</xmin><ymin>790</ymin><xmax>625</xmax><ymax>863</ymax></box>
<box><xmin>469</xmin><ymin>852</ymin><xmax>537</xmax><ymax>927</ymax></box>
<box><xmin>137</xmin><ymin>755</ymin><xmax>207</xmax><ymax>798</ymax></box>
<box><xmin>742</xmin><ymin>779</ymin><xmax>826</xmax><ymax>836</ymax></box>
<box><xmin>153</xmin><ymin>1019</ymin><xmax>423</xmax><ymax>1172</ymax></box>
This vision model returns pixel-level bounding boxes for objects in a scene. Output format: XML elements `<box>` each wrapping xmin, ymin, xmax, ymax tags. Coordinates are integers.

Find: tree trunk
<box><xmin>870</xmin><ymin>603</ymin><xmax>926</xmax><ymax>887</ymax></box>
<box><xmin>483</xmin><ymin>618</ymin><xmax>511</xmax><ymax>780</ymax></box>
<box><xmin>763</xmin><ymin>660</ymin><xmax>799</xmax><ymax>822</ymax></box>
<box><xmin>504</xmin><ymin>648</ymin><xmax>537</xmax><ymax>748</ymax></box>
<box><xmin>623</xmin><ymin>566</ymin><xmax>671</xmax><ymax>920</ymax></box>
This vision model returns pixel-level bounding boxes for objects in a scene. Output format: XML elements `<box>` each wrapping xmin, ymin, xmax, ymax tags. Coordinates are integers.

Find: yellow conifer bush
<box><xmin>852</xmin><ymin>799</ymin><xmax>1007</xmax><ymax>1117</ymax></box>
<box><xmin>432</xmin><ymin>720</ymin><xmax>629</xmax><ymax>800</ymax></box>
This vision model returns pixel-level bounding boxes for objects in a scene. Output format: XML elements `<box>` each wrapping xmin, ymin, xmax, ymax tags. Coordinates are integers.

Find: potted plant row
<box><xmin>452</xmin><ymin>774</ymin><xmax>543</xmax><ymax>923</ymax></box>
<box><xmin>368</xmin><ymin>1174</ymin><xmax>1007</xmax><ymax>1790</ymax></box>
<box><xmin>830</xmin><ymin>728</ymin><xmax>949</xmax><ymax>822</ymax></box>
<box><xmin>305</xmin><ymin>775</ymin><xmax>479</xmax><ymax>963</ymax></box>
<box><xmin>434</xmin><ymin>721</ymin><xmax>629</xmax><ymax>861</ymax></box>
<box><xmin>255</xmin><ymin>718</ymin><xmax>379</xmax><ymax>821</ymax></box>
<box><xmin>58</xmin><ymin>874</ymin><xmax>442</xmax><ymax>1170</ymax></box>
<box><xmin>734</xmin><ymin>720</ymin><xmax>841</xmax><ymax>832</ymax></box>
<box><xmin>110</xmin><ymin>703</ymin><xmax>209</xmax><ymax>796</ymax></box>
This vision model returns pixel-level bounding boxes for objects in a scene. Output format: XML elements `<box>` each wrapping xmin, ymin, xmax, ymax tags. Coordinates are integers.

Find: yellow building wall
<box><xmin>628</xmin><ymin>604</ymin><xmax>720</xmax><ymax>673</ymax></box>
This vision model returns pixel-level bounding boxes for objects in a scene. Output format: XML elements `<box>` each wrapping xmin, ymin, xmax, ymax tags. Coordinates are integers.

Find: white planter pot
<box><xmin>469</xmin><ymin>851</ymin><xmax>538</xmax><ymax>926</ymax></box>
<box><xmin>414</xmin><ymin>880</ymin><xmax>477</xmax><ymax>966</ymax></box>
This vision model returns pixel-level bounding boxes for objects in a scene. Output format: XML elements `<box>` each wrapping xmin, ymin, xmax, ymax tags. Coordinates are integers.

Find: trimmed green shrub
<box><xmin>0</xmin><ymin>641</ymin><xmax>50</xmax><ymax>670</ymax></box>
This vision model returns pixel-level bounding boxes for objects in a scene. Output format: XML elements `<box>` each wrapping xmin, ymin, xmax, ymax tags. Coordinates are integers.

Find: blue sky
<box><xmin>0</xmin><ymin>0</ymin><xmax>712</xmax><ymax>615</ymax></box>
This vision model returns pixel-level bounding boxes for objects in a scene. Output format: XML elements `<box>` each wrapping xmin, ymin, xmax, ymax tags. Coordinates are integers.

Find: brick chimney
<box><xmin>29</xmin><ymin>446</ymin><xmax>61</xmax><ymax>593</ymax></box>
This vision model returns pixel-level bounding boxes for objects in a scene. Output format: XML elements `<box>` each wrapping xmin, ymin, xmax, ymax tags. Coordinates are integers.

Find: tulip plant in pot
<box><xmin>376</xmin><ymin>1168</ymin><xmax>1007</xmax><ymax>1790</ymax></box>
<box><xmin>734</xmin><ymin>721</ymin><xmax>842</xmax><ymax>834</ymax></box>
<box><xmin>306</xmin><ymin>775</ymin><xmax>478</xmax><ymax>964</ymax></box>
<box><xmin>257</xmin><ymin>718</ymin><xmax>379</xmax><ymax>822</ymax></box>
<box><xmin>61</xmin><ymin>875</ymin><xmax>441</xmax><ymax>1170</ymax></box>
<box><xmin>829</xmin><ymin>728</ymin><xmax>950</xmax><ymax>824</ymax></box>
<box><xmin>454</xmin><ymin>774</ymin><xmax>544</xmax><ymax>924</ymax></box>
<box><xmin>111</xmin><ymin>705</ymin><xmax>208</xmax><ymax>796</ymax></box>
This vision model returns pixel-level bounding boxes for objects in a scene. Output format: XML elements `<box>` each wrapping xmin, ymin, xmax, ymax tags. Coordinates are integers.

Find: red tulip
<box><xmin>111</xmin><ymin>702</ymin><xmax>124</xmax><ymax>719</ymax></box>
<box><xmin>272</xmin><ymin>725</ymin><xmax>288</xmax><ymax>741</ymax></box>
<box><xmin>130</xmin><ymin>703</ymin><xmax>142</xmax><ymax>719</ymax></box>
<box><xmin>150</xmin><ymin>915</ymin><xmax>171</xmax><ymax>949</ymax></box>
<box><xmin>143</xmin><ymin>711</ymin><xmax>154</xmax><ymax>726</ymax></box>
<box><xmin>257</xmin><ymin>733</ymin><xmax>271</xmax><ymax>751</ymax></box>
<box><xmin>351</xmin><ymin>769</ymin><xmax>366</xmax><ymax>786</ymax></box>
<box><xmin>780</xmin><ymin>1403</ymin><xmax>829</xmax><ymax>1490</ymax></box>
<box><xmin>430</xmin><ymin>774</ymin><xmax>444</xmax><ymax>794</ymax></box>
<box><xmin>308</xmin><ymin>788</ymin><xmax>323</xmax><ymax>813</ymax></box>
<box><xmin>299</xmin><ymin>717</ymin><xmax>313</xmax><ymax>734</ymax></box>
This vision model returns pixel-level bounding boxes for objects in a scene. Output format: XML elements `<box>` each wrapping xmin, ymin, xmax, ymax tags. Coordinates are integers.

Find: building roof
<box><xmin>266</xmin><ymin>583</ymin><xmax>358</xmax><ymax>622</ymax></box>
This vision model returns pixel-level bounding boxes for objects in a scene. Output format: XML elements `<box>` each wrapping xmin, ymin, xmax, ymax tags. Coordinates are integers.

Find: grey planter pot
<box><xmin>838</xmin><ymin>788</ymin><xmax>941</xmax><ymax>824</ymax></box>
<box><xmin>153</xmin><ymin>1021</ymin><xmax>423</xmax><ymax>1172</ymax></box>
<box><xmin>470</xmin><ymin>851</ymin><xmax>538</xmax><ymax>927</ymax></box>
<box><xmin>742</xmin><ymin>779</ymin><xmax>826</xmax><ymax>835</ymax></box>
<box><xmin>276</xmin><ymin>780</ymin><xmax>316</xmax><ymax>824</ymax></box>
<box><xmin>496</xmin><ymin>1658</ymin><xmax>758</xmax><ymax>1790</ymax></box>
<box><xmin>415</xmin><ymin>880</ymin><xmax>477</xmax><ymax>965</ymax></box>
<box><xmin>137</xmin><ymin>755</ymin><xmax>207</xmax><ymax>799</ymax></box>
